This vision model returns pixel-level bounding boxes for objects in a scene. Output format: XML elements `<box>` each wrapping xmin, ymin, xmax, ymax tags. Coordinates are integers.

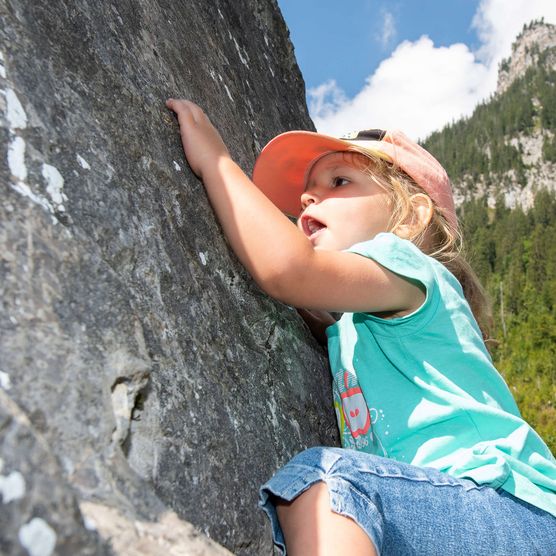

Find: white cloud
<box><xmin>380</xmin><ymin>10</ymin><xmax>396</xmax><ymax>48</ymax></box>
<box><xmin>308</xmin><ymin>79</ymin><xmax>347</xmax><ymax>121</ymax></box>
<box><xmin>310</xmin><ymin>37</ymin><xmax>491</xmax><ymax>140</ymax></box>
<box><xmin>473</xmin><ymin>0</ymin><xmax>556</xmax><ymax>63</ymax></box>
<box><xmin>309</xmin><ymin>0</ymin><xmax>556</xmax><ymax>140</ymax></box>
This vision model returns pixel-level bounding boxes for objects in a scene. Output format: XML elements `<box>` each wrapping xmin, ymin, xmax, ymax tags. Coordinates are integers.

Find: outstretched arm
<box><xmin>166</xmin><ymin>99</ymin><xmax>423</xmax><ymax>314</ymax></box>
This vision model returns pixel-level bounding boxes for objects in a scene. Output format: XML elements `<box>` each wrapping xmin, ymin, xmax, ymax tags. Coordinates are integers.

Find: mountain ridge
<box><xmin>497</xmin><ymin>19</ymin><xmax>556</xmax><ymax>95</ymax></box>
<box><xmin>423</xmin><ymin>20</ymin><xmax>556</xmax><ymax>212</ymax></box>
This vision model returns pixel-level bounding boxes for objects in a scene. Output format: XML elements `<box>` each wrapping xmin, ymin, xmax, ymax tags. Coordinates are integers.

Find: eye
<box><xmin>332</xmin><ymin>176</ymin><xmax>349</xmax><ymax>187</ymax></box>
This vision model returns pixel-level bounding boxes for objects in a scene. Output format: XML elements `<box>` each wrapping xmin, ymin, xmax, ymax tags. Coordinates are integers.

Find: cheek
<box><xmin>356</xmin><ymin>199</ymin><xmax>391</xmax><ymax>226</ymax></box>
<box><xmin>373</xmin><ymin>197</ymin><xmax>394</xmax><ymax>225</ymax></box>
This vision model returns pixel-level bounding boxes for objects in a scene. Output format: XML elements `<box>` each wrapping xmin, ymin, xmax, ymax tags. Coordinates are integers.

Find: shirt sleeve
<box><xmin>345</xmin><ymin>232</ymin><xmax>440</xmax><ymax>329</ymax></box>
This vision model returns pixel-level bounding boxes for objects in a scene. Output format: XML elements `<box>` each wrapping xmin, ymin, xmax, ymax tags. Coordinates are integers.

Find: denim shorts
<box><xmin>259</xmin><ymin>447</ymin><xmax>556</xmax><ymax>555</ymax></box>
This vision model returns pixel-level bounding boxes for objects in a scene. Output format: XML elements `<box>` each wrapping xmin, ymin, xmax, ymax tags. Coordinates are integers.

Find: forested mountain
<box><xmin>423</xmin><ymin>20</ymin><xmax>556</xmax><ymax>454</ymax></box>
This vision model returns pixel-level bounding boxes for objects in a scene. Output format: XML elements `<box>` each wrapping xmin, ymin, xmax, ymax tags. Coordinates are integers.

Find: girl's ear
<box><xmin>411</xmin><ymin>193</ymin><xmax>434</xmax><ymax>231</ymax></box>
<box><xmin>395</xmin><ymin>193</ymin><xmax>434</xmax><ymax>240</ymax></box>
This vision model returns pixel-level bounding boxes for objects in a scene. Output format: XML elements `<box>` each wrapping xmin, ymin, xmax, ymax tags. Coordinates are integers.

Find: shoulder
<box><xmin>347</xmin><ymin>233</ymin><xmax>435</xmax><ymax>284</ymax></box>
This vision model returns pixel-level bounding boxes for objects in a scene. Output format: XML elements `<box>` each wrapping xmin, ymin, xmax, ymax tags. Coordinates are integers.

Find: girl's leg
<box><xmin>260</xmin><ymin>447</ymin><xmax>556</xmax><ymax>556</ymax></box>
<box><xmin>275</xmin><ymin>481</ymin><xmax>377</xmax><ymax>556</ymax></box>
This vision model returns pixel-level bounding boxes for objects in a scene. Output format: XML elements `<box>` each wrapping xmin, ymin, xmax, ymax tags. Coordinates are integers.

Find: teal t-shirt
<box><xmin>326</xmin><ymin>232</ymin><xmax>556</xmax><ymax>518</ymax></box>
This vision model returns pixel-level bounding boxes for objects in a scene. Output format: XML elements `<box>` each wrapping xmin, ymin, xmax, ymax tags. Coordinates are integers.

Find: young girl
<box><xmin>166</xmin><ymin>99</ymin><xmax>556</xmax><ymax>555</ymax></box>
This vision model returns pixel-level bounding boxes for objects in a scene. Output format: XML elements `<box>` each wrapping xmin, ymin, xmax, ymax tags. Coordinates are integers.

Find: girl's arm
<box><xmin>166</xmin><ymin>99</ymin><xmax>424</xmax><ymax>314</ymax></box>
<box><xmin>296</xmin><ymin>309</ymin><xmax>338</xmax><ymax>347</ymax></box>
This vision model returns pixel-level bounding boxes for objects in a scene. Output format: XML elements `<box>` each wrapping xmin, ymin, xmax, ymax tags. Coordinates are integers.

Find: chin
<box><xmin>314</xmin><ymin>240</ymin><xmax>347</xmax><ymax>252</ymax></box>
<box><xmin>312</xmin><ymin>231</ymin><xmax>360</xmax><ymax>252</ymax></box>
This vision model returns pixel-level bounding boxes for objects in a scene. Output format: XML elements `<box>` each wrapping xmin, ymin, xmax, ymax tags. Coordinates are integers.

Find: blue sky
<box><xmin>277</xmin><ymin>0</ymin><xmax>556</xmax><ymax>140</ymax></box>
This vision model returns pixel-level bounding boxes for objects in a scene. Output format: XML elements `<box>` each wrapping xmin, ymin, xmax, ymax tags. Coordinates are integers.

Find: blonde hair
<box><xmin>345</xmin><ymin>149</ymin><xmax>492</xmax><ymax>339</ymax></box>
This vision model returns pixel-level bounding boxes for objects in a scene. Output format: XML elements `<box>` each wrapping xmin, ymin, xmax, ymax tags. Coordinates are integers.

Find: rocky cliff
<box><xmin>424</xmin><ymin>20</ymin><xmax>556</xmax><ymax>212</ymax></box>
<box><xmin>0</xmin><ymin>1</ymin><xmax>338</xmax><ymax>554</ymax></box>
<box><xmin>497</xmin><ymin>19</ymin><xmax>556</xmax><ymax>95</ymax></box>
<box><xmin>488</xmin><ymin>20</ymin><xmax>556</xmax><ymax>210</ymax></box>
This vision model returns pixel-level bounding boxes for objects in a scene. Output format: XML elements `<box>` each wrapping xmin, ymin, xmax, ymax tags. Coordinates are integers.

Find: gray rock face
<box><xmin>0</xmin><ymin>1</ymin><xmax>338</xmax><ymax>554</ymax></box>
<box><xmin>0</xmin><ymin>391</ymin><xmax>110</xmax><ymax>556</ymax></box>
<box><xmin>496</xmin><ymin>21</ymin><xmax>556</xmax><ymax>95</ymax></box>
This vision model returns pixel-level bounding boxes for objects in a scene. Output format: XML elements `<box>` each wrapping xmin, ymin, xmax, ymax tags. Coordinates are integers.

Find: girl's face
<box><xmin>297</xmin><ymin>152</ymin><xmax>393</xmax><ymax>251</ymax></box>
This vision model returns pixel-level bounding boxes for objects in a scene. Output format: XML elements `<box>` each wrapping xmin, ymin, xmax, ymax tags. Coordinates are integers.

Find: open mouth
<box><xmin>301</xmin><ymin>215</ymin><xmax>327</xmax><ymax>240</ymax></box>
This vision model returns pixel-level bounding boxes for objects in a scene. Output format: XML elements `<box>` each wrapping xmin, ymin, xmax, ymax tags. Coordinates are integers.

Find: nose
<box><xmin>300</xmin><ymin>189</ymin><xmax>319</xmax><ymax>210</ymax></box>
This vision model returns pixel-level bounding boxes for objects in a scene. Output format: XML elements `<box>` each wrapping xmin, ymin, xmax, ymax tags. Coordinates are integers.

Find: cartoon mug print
<box><xmin>341</xmin><ymin>371</ymin><xmax>371</xmax><ymax>438</ymax></box>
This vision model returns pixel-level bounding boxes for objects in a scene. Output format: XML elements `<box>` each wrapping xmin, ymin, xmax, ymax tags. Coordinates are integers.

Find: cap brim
<box><xmin>252</xmin><ymin>131</ymin><xmax>392</xmax><ymax>217</ymax></box>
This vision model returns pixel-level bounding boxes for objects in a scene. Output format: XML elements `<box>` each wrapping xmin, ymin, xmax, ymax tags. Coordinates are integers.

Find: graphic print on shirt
<box><xmin>341</xmin><ymin>370</ymin><xmax>371</xmax><ymax>437</ymax></box>
<box><xmin>333</xmin><ymin>369</ymin><xmax>387</xmax><ymax>455</ymax></box>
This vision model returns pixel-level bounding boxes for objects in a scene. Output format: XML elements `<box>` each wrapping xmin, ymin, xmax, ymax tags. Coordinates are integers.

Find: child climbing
<box><xmin>166</xmin><ymin>98</ymin><xmax>556</xmax><ymax>555</ymax></box>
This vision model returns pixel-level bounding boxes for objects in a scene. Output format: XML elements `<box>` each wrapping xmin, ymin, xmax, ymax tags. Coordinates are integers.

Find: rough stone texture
<box><xmin>0</xmin><ymin>1</ymin><xmax>338</xmax><ymax>554</ymax></box>
<box><xmin>0</xmin><ymin>391</ymin><xmax>110</xmax><ymax>556</ymax></box>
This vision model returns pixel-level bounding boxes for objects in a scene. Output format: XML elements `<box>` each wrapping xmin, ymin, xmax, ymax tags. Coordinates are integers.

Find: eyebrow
<box><xmin>304</xmin><ymin>163</ymin><xmax>344</xmax><ymax>191</ymax></box>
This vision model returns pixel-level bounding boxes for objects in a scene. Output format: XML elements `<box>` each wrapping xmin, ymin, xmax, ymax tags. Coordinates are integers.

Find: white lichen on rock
<box><xmin>18</xmin><ymin>518</ymin><xmax>57</xmax><ymax>556</ymax></box>
<box><xmin>76</xmin><ymin>154</ymin><xmax>91</xmax><ymax>169</ymax></box>
<box><xmin>0</xmin><ymin>51</ymin><xmax>6</xmax><ymax>78</ymax></box>
<box><xmin>42</xmin><ymin>163</ymin><xmax>68</xmax><ymax>211</ymax></box>
<box><xmin>6</xmin><ymin>88</ymin><xmax>27</xmax><ymax>129</ymax></box>
<box><xmin>7</xmin><ymin>135</ymin><xmax>27</xmax><ymax>182</ymax></box>
<box><xmin>0</xmin><ymin>370</ymin><xmax>10</xmax><ymax>390</ymax></box>
<box><xmin>0</xmin><ymin>470</ymin><xmax>25</xmax><ymax>503</ymax></box>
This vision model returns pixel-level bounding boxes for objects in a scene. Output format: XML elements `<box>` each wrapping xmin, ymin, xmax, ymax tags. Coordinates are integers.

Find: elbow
<box><xmin>248</xmin><ymin>241</ymin><xmax>315</xmax><ymax>305</ymax></box>
<box><xmin>254</xmin><ymin>265</ymin><xmax>304</xmax><ymax>305</ymax></box>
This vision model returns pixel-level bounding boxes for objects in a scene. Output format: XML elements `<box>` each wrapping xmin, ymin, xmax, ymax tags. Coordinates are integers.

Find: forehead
<box><xmin>306</xmin><ymin>151</ymin><xmax>367</xmax><ymax>180</ymax></box>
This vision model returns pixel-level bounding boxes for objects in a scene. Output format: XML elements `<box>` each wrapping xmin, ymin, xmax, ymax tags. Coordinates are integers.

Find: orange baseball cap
<box><xmin>252</xmin><ymin>128</ymin><xmax>457</xmax><ymax>230</ymax></box>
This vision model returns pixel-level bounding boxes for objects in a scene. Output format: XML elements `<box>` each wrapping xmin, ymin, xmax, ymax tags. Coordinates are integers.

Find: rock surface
<box><xmin>497</xmin><ymin>20</ymin><xmax>556</xmax><ymax>95</ymax></box>
<box><xmin>0</xmin><ymin>1</ymin><xmax>338</xmax><ymax>554</ymax></box>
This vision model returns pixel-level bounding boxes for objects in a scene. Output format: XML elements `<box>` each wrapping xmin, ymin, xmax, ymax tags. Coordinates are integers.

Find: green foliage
<box><xmin>422</xmin><ymin>50</ymin><xmax>556</xmax><ymax>188</ymax></box>
<box><xmin>542</xmin><ymin>134</ymin><xmax>556</xmax><ymax>162</ymax></box>
<box><xmin>460</xmin><ymin>192</ymin><xmax>556</xmax><ymax>455</ymax></box>
<box><xmin>499</xmin><ymin>57</ymin><xmax>510</xmax><ymax>74</ymax></box>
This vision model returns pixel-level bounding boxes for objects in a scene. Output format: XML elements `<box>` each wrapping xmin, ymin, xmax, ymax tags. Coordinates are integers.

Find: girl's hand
<box><xmin>296</xmin><ymin>308</ymin><xmax>338</xmax><ymax>347</ymax></box>
<box><xmin>164</xmin><ymin>101</ymin><xmax>419</xmax><ymax>318</ymax></box>
<box><xmin>166</xmin><ymin>99</ymin><xmax>230</xmax><ymax>179</ymax></box>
